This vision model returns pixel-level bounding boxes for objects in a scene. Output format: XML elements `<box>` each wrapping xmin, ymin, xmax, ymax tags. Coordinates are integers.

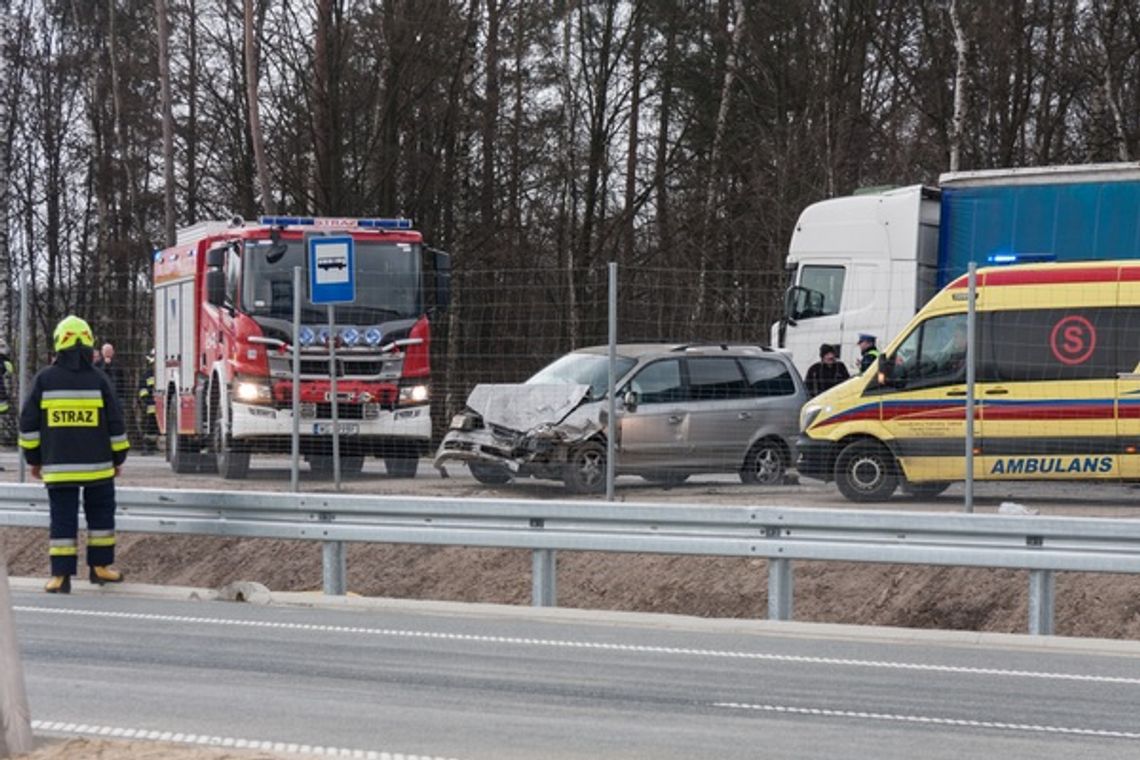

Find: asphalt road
<box><xmin>4</xmin><ymin>447</ymin><xmax>1140</xmax><ymax>516</ymax></box>
<box><xmin>9</xmin><ymin>589</ymin><xmax>1140</xmax><ymax>759</ymax></box>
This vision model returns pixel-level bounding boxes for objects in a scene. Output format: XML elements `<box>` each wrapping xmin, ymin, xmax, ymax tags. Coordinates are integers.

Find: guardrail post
<box><xmin>0</xmin><ymin>550</ymin><xmax>34</xmax><ymax>756</ymax></box>
<box><xmin>532</xmin><ymin>549</ymin><xmax>557</xmax><ymax>607</ymax></box>
<box><xmin>767</xmin><ymin>558</ymin><xmax>793</xmax><ymax>621</ymax></box>
<box><xmin>1027</xmin><ymin>569</ymin><xmax>1055</xmax><ymax>636</ymax></box>
<box><xmin>322</xmin><ymin>541</ymin><xmax>346</xmax><ymax>596</ymax></box>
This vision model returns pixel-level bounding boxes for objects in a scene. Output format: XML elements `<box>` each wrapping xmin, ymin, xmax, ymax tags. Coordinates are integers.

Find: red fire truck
<box><xmin>153</xmin><ymin>216</ymin><xmax>450</xmax><ymax>479</ymax></box>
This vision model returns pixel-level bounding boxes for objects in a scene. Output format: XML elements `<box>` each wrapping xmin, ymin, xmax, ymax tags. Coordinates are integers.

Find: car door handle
<box><xmin>738</xmin><ymin>412</ymin><xmax>752</xmax><ymax>420</ymax></box>
<box><xmin>667</xmin><ymin>415</ymin><xmax>684</xmax><ymax>424</ymax></box>
<box><xmin>985</xmin><ymin>388</ymin><xmax>1009</xmax><ymax>395</ymax></box>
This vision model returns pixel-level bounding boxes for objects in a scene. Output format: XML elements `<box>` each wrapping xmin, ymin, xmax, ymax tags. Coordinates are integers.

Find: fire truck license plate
<box><xmin>313</xmin><ymin>422</ymin><xmax>359</xmax><ymax>435</ymax></box>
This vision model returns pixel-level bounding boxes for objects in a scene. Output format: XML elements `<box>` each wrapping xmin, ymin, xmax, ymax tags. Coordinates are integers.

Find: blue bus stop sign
<box><xmin>308</xmin><ymin>236</ymin><xmax>356</xmax><ymax>304</ymax></box>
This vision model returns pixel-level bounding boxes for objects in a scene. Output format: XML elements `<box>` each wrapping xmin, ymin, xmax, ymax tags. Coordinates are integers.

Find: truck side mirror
<box><xmin>623</xmin><ymin>390</ymin><xmax>639</xmax><ymax>410</ymax></box>
<box><xmin>205</xmin><ymin>268</ymin><xmax>225</xmax><ymax>308</ymax></box>
<box><xmin>432</xmin><ymin>249</ymin><xmax>452</xmax><ymax>311</ymax></box>
<box><xmin>205</xmin><ymin>246</ymin><xmax>226</xmax><ymax>308</ymax></box>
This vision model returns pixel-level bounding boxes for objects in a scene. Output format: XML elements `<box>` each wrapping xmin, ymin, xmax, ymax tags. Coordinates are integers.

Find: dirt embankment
<box><xmin>4</xmin><ymin>527</ymin><xmax>1140</xmax><ymax>640</ymax></box>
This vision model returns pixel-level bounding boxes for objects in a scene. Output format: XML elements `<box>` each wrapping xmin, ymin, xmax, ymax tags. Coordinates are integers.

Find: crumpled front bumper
<box><xmin>434</xmin><ymin>427</ymin><xmax>560</xmax><ymax>473</ymax></box>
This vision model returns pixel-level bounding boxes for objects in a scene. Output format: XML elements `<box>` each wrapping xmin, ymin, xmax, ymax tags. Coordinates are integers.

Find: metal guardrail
<box><xmin>2</xmin><ymin>483</ymin><xmax>1139</xmax><ymax>635</ymax></box>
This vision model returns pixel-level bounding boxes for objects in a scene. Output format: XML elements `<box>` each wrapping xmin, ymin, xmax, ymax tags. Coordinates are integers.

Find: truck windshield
<box><xmin>789</xmin><ymin>265</ymin><xmax>845</xmax><ymax>319</ymax></box>
<box><xmin>526</xmin><ymin>352</ymin><xmax>637</xmax><ymax>399</ymax></box>
<box><xmin>241</xmin><ymin>238</ymin><xmax>422</xmax><ymax>321</ymax></box>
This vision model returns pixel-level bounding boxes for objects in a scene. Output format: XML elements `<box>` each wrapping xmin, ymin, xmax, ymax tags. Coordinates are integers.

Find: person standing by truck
<box><xmin>857</xmin><ymin>334</ymin><xmax>880</xmax><ymax>373</ymax></box>
<box><xmin>18</xmin><ymin>316</ymin><xmax>130</xmax><ymax>594</ymax></box>
<box><xmin>805</xmin><ymin>344</ymin><xmax>849</xmax><ymax>396</ymax></box>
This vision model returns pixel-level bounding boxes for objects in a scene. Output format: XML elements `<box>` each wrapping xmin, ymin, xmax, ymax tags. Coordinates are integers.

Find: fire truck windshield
<box><xmin>240</xmin><ymin>239</ymin><xmax>423</xmax><ymax>321</ymax></box>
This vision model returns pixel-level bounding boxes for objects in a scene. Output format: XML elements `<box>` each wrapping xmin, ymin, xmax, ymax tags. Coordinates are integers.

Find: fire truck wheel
<box><xmin>167</xmin><ymin>402</ymin><xmax>199</xmax><ymax>475</ymax></box>
<box><xmin>385</xmin><ymin>456</ymin><xmax>419</xmax><ymax>478</ymax></box>
<box><xmin>210</xmin><ymin>411</ymin><xmax>249</xmax><ymax>480</ymax></box>
<box><xmin>342</xmin><ymin>456</ymin><xmax>365</xmax><ymax>476</ymax></box>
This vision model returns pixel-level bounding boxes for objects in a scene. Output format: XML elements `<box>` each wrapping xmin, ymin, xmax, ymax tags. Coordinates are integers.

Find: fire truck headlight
<box><xmin>342</xmin><ymin>327</ymin><xmax>360</xmax><ymax>346</ymax></box>
<box><xmin>235</xmin><ymin>379</ymin><xmax>272</xmax><ymax>404</ymax></box>
<box><xmin>365</xmin><ymin>328</ymin><xmax>383</xmax><ymax>346</ymax></box>
<box><xmin>398</xmin><ymin>384</ymin><xmax>430</xmax><ymax>405</ymax></box>
<box><xmin>298</xmin><ymin>326</ymin><xmax>315</xmax><ymax>347</ymax></box>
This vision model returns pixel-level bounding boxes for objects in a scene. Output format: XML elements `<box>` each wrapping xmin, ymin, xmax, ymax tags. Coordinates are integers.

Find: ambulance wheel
<box><xmin>210</xmin><ymin>407</ymin><xmax>249</xmax><ymax>480</ymax></box>
<box><xmin>167</xmin><ymin>402</ymin><xmax>199</xmax><ymax>475</ymax></box>
<box><xmin>740</xmin><ymin>438</ymin><xmax>787</xmax><ymax>486</ymax></box>
<box><xmin>469</xmin><ymin>462</ymin><xmax>512</xmax><ymax>485</ymax></box>
<box><xmin>385</xmin><ymin>456</ymin><xmax>419</xmax><ymax>478</ymax></box>
<box><xmin>835</xmin><ymin>440</ymin><xmax>897</xmax><ymax>502</ymax></box>
<box><xmin>901</xmin><ymin>481</ymin><xmax>950</xmax><ymax>499</ymax></box>
<box><xmin>563</xmin><ymin>441</ymin><xmax>606</xmax><ymax>494</ymax></box>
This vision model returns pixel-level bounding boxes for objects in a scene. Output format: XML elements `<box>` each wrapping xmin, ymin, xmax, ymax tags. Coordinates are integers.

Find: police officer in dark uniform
<box><xmin>19</xmin><ymin>315</ymin><xmax>130</xmax><ymax>594</ymax></box>
<box><xmin>857</xmin><ymin>333</ymin><xmax>880</xmax><ymax>373</ymax></box>
<box><xmin>137</xmin><ymin>348</ymin><xmax>158</xmax><ymax>454</ymax></box>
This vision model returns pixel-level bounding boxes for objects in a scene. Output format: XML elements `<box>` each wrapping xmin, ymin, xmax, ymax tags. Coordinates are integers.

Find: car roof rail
<box><xmin>671</xmin><ymin>343</ymin><xmax>774</xmax><ymax>353</ymax></box>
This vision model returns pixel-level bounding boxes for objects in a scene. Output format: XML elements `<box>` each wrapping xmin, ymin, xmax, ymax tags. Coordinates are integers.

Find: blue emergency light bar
<box><xmin>259</xmin><ymin>216</ymin><xmax>411</xmax><ymax>230</ymax></box>
<box><xmin>985</xmin><ymin>252</ymin><xmax>1057</xmax><ymax>265</ymax></box>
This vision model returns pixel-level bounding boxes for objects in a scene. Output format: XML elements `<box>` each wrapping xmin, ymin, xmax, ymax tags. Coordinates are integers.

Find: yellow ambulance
<box><xmin>796</xmin><ymin>260</ymin><xmax>1140</xmax><ymax>501</ymax></box>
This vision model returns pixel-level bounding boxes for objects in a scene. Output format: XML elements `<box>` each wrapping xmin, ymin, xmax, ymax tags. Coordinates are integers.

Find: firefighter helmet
<box><xmin>53</xmin><ymin>315</ymin><xmax>95</xmax><ymax>352</ymax></box>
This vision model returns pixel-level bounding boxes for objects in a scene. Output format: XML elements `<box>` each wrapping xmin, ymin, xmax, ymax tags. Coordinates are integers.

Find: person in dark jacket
<box><xmin>857</xmin><ymin>333</ymin><xmax>880</xmax><ymax>373</ymax></box>
<box><xmin>805</xmin><ymin>343</ymin><xmax>850</xmax><ymax>397</ymax></box>
<box><xmin>19</xmin><ymin>315</ymin><xmax>130</xmax><ymax>594</ymax></box>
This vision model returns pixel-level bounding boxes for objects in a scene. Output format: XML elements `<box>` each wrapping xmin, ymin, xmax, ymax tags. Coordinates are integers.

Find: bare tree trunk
<box><xmin>156</xmin><ymin>0</ymin><xmax>175</xmax><ymax>245</ymax></box>
<box><xmin>1093</xmin><ymin>13</ymin><xmax>1130</xmax><ymax>160</ymax></box>
<box><xmin>560</xmin><ymin>9</ymin><xmax>578</xmax><ymax>346</ymax></box>
<box><xmin>623</xmin><ymin>1</ymin><xmax>644</xmax><ymax>265</ymax></box>
<box><xmin>245</xmin><ymin>0</ymin><xmax>274</xmax><ymax>215</ymax></box>
<box><xmin>692</xmin><ymin>0</ymin><xmax>746</xmax><ymax>325</ymax></box>
<box><xmin>481</xmin><ymin>0</ymin><xmax>500</xmax><ymax>229</ymax></box>
<box><xmin>0</xmin><ymin>10</ymin><xmax>13</xmax><ymax>343</ymax></box>
<box><xmin>948</xmin><ymin>0</ymin><xmax>969</xmax><ymax>172</ymax></box>
<box><xmin>185</xmin><ymin>0</ymin><xmax>199</xmax><ymax>222</ymax></box>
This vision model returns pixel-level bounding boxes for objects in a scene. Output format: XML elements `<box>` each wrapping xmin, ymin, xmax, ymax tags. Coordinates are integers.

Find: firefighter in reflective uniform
<box><xmin>18</xmin><ymin>315</ymin><xmax>130</xmax><ymax>594</ymax></box>
<box><xmin>0</xmin><ymin>340</ymin><xmax>12</xmax><ymax>461</ymax></box>
<box><xmin>0</xmin><ymin>339</ymin><xmax>12</xmax><ymax>416</ymax></box>
<box><xmin>137</xmin><ymin>348</ymin><xmax>158</xmax><ymax>454</ymax></box>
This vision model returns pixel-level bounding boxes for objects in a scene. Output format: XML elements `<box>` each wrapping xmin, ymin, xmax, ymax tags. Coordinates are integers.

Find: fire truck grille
<box><xmin>316</xmin><ymin>403</ymin><xmax>365</xmax><ymax>420</ymax></box>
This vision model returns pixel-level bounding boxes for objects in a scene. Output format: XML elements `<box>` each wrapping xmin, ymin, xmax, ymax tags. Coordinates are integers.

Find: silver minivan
<box><xmin>434</xmin><ymin>344</ymin><xmax>808</xmax><ymax>493</ymax></box>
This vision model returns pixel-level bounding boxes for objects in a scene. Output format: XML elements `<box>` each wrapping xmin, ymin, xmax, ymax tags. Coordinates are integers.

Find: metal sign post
<box><xmin>308</xmin><ymin>235</ymin><xmax>355</xmax><ymax>494</ymax></box>
<box><xmin>291</xmin><ymin>266</ymin><xmax>301</xmax><ymax>492</ymax></box>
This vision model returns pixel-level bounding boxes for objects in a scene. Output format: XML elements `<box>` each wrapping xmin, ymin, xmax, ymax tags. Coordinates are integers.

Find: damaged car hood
<box><xmin>466</xmin><ymin>383</ymin><xmax>594</xmax><ymax>432</ymax></box>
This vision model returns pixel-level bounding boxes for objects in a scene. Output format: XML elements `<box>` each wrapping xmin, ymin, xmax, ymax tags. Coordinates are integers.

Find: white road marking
<box><xmin>712</xmin><ymin>702</ymin><xmax>1140</xmax><ymax>739</ymax></box>
<box><xmin>16</xmin><ymin>604</ymin><xmax>1140</xmax><ymax>685</ymax></box>
<box><xmin>31</xmin><ymin>720</ymin><xmax>460</xmax><ymax>759</ymax></box>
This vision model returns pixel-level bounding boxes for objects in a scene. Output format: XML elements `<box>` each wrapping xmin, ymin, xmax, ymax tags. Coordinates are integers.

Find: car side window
<box><xmin>630</xmin><ymin>359</ymin><xmax>684</xmax><ymax>404</ymax></box>
<box><xmin>687</xmin><ymin>357</ymin><xmax>748</xmax><ymax>400</ymax></box>
<box><xmin>740</xmin><ymin>358</ymin><xmax>797</xmax><ymax>396</ymax></box>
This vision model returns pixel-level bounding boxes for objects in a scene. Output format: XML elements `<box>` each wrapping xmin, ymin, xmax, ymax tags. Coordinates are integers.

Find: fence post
<box><xmin>767</xmin><ymin>558</ymin><xmax>794</xmax><ymax>621</ymax></box>
<box><xmin>0</xmin><ymin>550</ymin><xmax>34</xmax><ymax>757</ymax></box>
<box><xmin>322</xmin><ymin>541</ymin><xmax>346</xmax><ymax>596</ymax></box>
<box><xmin>606</xmin><ymin>262</ymin><xmax>617</xmax><ymax>501</ymax></box>
<box><xmin>1028</xmin><ymin>569</ymin><xmax>1055</xmax><ymax>636</ymax></box>
<box><xmin>532</xmin><ymin>549</ymin><xmax>556</xmax><ymax>607</ymax></box>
